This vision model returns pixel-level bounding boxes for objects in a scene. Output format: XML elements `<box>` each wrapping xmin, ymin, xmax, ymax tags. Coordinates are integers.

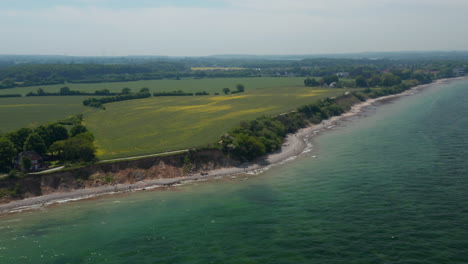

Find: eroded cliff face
<box><xmin>0</xmin><ymin>149</ymin><xmax>238</xmax><ymax>203</ymax></box>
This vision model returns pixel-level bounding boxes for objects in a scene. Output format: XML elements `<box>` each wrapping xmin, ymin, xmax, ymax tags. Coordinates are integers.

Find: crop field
<box><xmin>85</xmin><ymin>86</ymin><xmax>349</xmax><ymax>159</ymax></box>
<box><xmin>0</xmin><ymin>77</ymin><xmax>306</xmax><ymax>96</ymax></box>
<box><xmin>0</xmin><ymin>96</ymin><xmax>94</xmax><ymax>132</ymax></box>
<box><xmin>0</xmin><ymin>77</ymin><xmax>357</xmax><ymax>160</ymax></box>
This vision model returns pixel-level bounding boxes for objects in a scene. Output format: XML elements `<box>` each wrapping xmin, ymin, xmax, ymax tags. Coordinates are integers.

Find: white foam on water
<box><xmin>279</xmin><ymin>156</ymin><xmax>297</xmax><ymax>165</ymax></box>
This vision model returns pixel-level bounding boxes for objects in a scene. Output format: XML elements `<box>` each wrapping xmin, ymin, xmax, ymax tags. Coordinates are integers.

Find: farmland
<box><xmin>0</xmin><ymin>96</ymin><xmax>93</xmax><ymax>132</ymax></box>
<box><xmin>85</xmin><ymin>86</ymin><xmax>348</xmax><ymax>159</ymax></box>
<box><xmin>0</xmin><ymin>77</ymin><xmax>353</xmax><ymax>159</ymax></box>
<box><xmin>0</xmin><ymin>77</ymin><xmax>305</xmax><ymax>132</ymax></box>
<box><xmin>0</xmin><ymin>77</ymin><xmax>306</xmax><ymax>96</ymax></box>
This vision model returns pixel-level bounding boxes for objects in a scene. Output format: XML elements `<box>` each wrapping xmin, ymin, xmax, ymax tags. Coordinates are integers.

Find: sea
<box><xmin>0</xmin><ymin>78</ymin><xmax>467</xmax><ymax>264</ymax></box>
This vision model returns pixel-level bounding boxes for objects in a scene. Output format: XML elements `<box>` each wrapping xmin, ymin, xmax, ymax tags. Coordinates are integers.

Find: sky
<box><xmin>0</xmin><ymin>0</ymin><xmax>467</xmax><ymax>56</ymax></box>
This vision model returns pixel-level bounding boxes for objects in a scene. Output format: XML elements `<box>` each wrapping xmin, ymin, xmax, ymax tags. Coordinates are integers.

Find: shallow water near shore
<box><xmin>1</xmin><ymin>79</ymin><xmax>467</xmax><ymax>263</ymax></box>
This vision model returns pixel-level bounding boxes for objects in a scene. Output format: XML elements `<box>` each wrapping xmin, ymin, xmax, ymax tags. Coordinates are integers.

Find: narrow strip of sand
<box><xmin>0</xmin><ymin>77</ymin><xmax>463</xmax><ymax>214</ymax></box>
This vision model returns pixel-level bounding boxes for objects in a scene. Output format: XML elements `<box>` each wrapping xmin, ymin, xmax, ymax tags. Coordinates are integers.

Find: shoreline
<box><xmin>0</xmin><ymin>77</ymin><xmax>464</xmax><ymax>214</ymax></box>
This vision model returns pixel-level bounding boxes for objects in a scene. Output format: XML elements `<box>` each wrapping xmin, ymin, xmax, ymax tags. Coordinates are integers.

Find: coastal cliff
<box><xmin>0</xmin><ymin>77</ymin><xmax>460</xmax><ymax>209</ymax></box>
<box><xmin>0</xmin><ymin>149</ymin><xmax>238</xmax><ymax>203</ymax></box>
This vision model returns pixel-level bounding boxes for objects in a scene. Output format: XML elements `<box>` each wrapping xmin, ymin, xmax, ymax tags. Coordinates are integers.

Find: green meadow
<box><xmin>0</xmin><ymin>77</ymin><xmax>354</xmax><ymax>159</ymax></box>
<box><xmin>0</xmin><ymin>96</ymin><xmax>93</xmax><ymax>132</ymax></box>
<box><xmin>0</xmin><ymin>77</ymin><xmax>306</xmax><ymax>96</ymax></box>
<box><xmin>0</xmin><ymin>78</ymin><xmax>304</xmax><ymax>132</ymax></box>
<box><xmin>85</xmin><ymin>86</ymin><xmax>347</xmax><ymax>159</ymax></box>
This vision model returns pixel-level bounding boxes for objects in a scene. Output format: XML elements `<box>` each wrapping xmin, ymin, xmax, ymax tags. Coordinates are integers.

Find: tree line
<box><xmin>304</xmin><ymin>69</ymin><xmax>434</xmax><ymax>89</ymax></box>
<box><xmin>26</xmin><ymin>86</ymin><xmax>119</xmax><ymax>97</ymax></box>
<box><xmin>83</xmin><ymin>88</ymin><xmax>151</xmax><ymax>108</ymax></box>
<box><xmin>1</xmin><ymin>57</ymin><xmax>464</xmax><ymax>90</ymax></box>
<box><xmin>221</xmin><ymin>78</ymin><xmax>433</xmax><ymax>161</ymax></box>
<box><xmin>85</xmin><ymin>84</ymin><xmax>246</xmax><ymax>108</ymax></box>
<box><xmin>0</xmin><ymin>94</ymin><xmax>21</xmax><ymax>98</ymax></box>
<box><xmin>153</xmin><ymin>90</ymin><xmax>207</xmax><ymax>97</ymax></box>
<box><xmin>0</xmin><ymin>62</ymin><xmax>190</xmax><ymax>88</ymax></box>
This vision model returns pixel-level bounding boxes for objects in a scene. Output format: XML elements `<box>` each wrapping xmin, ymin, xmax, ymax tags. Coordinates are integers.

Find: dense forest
<box><xmin>0</xmin><ymin>62</ymin><xmax>189</xmax><ymax>87</ymax></box>
<box><xmin>0</xmin><ymin>53</ymin><xmax>466</xmax><ymax>89</ymax></box>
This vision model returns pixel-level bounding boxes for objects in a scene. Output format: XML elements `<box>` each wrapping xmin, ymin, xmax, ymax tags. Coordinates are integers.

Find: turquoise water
<box><xmin>0</xmin><ymin>79</ymin><xmax>467</xmax><ymax>264</ymax></box>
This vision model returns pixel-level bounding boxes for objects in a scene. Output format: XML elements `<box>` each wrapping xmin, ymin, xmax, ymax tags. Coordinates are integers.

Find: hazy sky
<box><xmin>1</xmin><ymin>0</ymin><xmax>467</xmax><ymax>56</ymax></box>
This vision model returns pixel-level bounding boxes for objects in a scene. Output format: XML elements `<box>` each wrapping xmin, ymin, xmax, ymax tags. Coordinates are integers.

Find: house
<box><xmin>14</xmin><ymin>151</ymin><xmax>44</xmax><ymax>171</ymax></box>
<box><xmin>453</xmin><ymin>67</ymin><xmax>465</xmax><ymax>77</ymax></box>
<box><xmin>336</xmin><ymin>72</ymin><xmax>350</xmax><ymax>78</ymax></box>
<box><xmin>329</xmin><ymin>82</ymin><xmax>337</xmax><ymax>88</ymax></box>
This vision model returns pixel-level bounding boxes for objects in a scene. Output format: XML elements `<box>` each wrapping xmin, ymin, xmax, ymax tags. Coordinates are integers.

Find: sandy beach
<box><xmin>0</xmin><ymin>77</ymin><xmax>463</xmax><ymax>214</ymax></box>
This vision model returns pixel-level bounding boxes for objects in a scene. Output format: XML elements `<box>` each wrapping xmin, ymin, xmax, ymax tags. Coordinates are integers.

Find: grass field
<box><xmin>85</xmin><ymin>86</ymin><xmax>349</xmax><ymax>159</ymax></box>
<box><xmin>0</xmin><ymin>77</ymin><xmax>305</xmax><ymax>133</ymax></box>
<box><xmin>0</xmin><ymin>77</ymin><xmax>358</xmax><ymax>160</ymax></box>
<box><xmin>0</xmin><ymin>96</ymin><xmax>94</xmax><ymax>132</ymax></box>
<box><xmin>0</xmin><ymin>77</ymin><xmax>306</xmax><ymax>96</ymax></box>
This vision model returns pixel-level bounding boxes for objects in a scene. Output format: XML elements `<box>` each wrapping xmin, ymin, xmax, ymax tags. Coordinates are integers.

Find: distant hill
<box><xmin>1</xmin><ymin>51</ymin><xmax>468</xmax><ymax>67</ymax></box>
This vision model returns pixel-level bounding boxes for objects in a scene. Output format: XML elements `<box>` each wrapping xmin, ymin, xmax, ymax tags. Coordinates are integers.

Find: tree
<box><xmin>34</xmin><ymin>125</ymin><xmax>50</xmax><ymax>147</ymax></box>
<box><xmin>23</xmin><ymin>133</ymin><xmax>47</xmax><ymax>155</ymax></box>
<box><xmin>59</xmin><ymin>86</ymin><xmax>71</xmax><ymax>95</ymax></box>
<box><xmin>121</xmin><ymin>87</ymin><xmax>131</xmax><ymax>94</ymax></box>
<box><xmin>0</xmin><ymin>137</ymin><xmax>16</xmax><ymax>173</ymax></box>
<box><xmin>368</xmin><ymin>75</ymin><xmax>382</xmax><ymax>87</ymax></box>
<box><xmin>37</xmin><ymin>88</ymin><xmax>45</xmax><ymax>95</ymax></box>
<box><xmin>355</xmin><ymin>76</ymin><xmax>368</xmax><ymax>87</ymax></box>
<box><xmin>321</xmin><ymin>75</ymin><xmax>339</xmax><ymax>85</ymax></box>
<box><xmin>49</xmin><ymin>140</ymin><xmax>65</xmax><ymax>158</ymax></box>
<box><xmin>45</xmin><ymin>123</ymin><xmax>69</xmax><ymax>146</ymax></box>
<box><xmin>34</xmin><ymin>124</ymin><xmax>68</xmax><ymax>148</ymax></box>
<box><xmin>411</xmin><ymin>70</ymin><xmax>432</xmax><ymax>84</ymax></box>
<box><xmin>229</xmin><ymin>133</ymin><xmax>266</xmax><ymax>161</ymax></box>
<box><xmin>222</xmin><ymin>88</ymin><xmax>231</xmax><ymax>95</ymax></box>
<box><xmin>95</xmin><ymin>89</ymin><xmax>111</xmax><ymax>95</ymax></box>
<box><xmin>70</xmin><ymin>124</ymin><xmax>88</xmax><ymax>137</ymax></box>
<box><xmin>6</xmin><ymin>128</ymin><xmax>33</xmax><ymax>151</ymax></box>
<box><xmin>304</xmin><ymin>77</ymin><xmax>319</xmax><ymax>87</ymax></box>
<box><xmin>380</xmin><ymin>73</ymin><xmax>401</xmax><ymax>87</ymax></box>
<box><xmin>50</xmin><ymin>132</ymin><xmax>96</xmax><ymax>162</ymax></box>
<box><xmin>236</xmin><ymin>84</ymin><xmax>245</xmax><ymax>92</ymax></box>
<box><xmin>1</xmin><ymin>78</ymin><xmax>15</xmax><ymax>88</ymax></box>
<box><xmin>140</xmin><ymin>87</ymin><xmax>150</xmax><ymax>93</ymax></box>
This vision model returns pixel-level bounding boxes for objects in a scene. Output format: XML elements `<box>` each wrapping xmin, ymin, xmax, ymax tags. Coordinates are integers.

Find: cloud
<box><xmin>0</xmin><ymin>1</ymin><xmax>467</xmax><ymax>55</ymax></box>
